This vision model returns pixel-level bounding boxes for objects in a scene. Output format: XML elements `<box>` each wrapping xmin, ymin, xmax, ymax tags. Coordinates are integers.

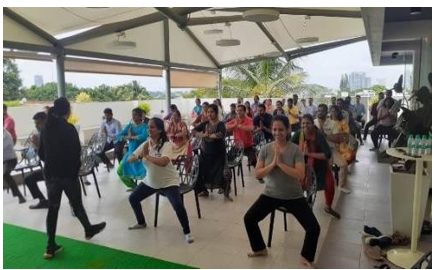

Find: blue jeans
<box><xmin>129</xmin><ymin>183</ymin><xmax>191</xmax><ymax>234</ymax></box>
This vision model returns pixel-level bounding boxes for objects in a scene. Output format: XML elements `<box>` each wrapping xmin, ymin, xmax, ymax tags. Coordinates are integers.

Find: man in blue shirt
<box><xmin>191</xmin><ymin>98</ymin><xmax>202</xmax><ymax>118</ymax></box>
<box><xmin>354</xmin><ymin>95</ymin><xmax>366</xmax><ymax>128</ymax></box>
<box><xmin>98</xmin><ymin>108</ymin><xmax>122</xmax><ymax>168</ymax></box>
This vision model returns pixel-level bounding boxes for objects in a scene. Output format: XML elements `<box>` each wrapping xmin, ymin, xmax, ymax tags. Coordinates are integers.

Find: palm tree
<box><xmin>226</xmin><ymin>58</ymin><xmax>307</xmax><ymax>98</ymax></box>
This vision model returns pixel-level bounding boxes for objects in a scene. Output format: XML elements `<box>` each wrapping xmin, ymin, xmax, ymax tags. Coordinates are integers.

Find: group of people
<box><xmin>3</xmin><ymin>91</ymin><xmax>398</xmax><ymax>266</ymax></box>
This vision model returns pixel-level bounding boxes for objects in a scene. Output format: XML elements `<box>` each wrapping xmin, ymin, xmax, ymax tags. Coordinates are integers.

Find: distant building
<box><xmin>349</xmin><ymin>72</ymin><xmax>371</xmax><ymax>90</ymax></box>
<box><xmin>34</xmin><ymin>75</ymin><xmax>44</xmax><ymax>86</ymax></box>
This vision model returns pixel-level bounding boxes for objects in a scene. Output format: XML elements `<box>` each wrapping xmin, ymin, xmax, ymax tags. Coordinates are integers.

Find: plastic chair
<box><xmin>78</xmin><ymin>146</ymin><xmax>101</xmax><ymax>198</ymax></box>
<box><xmin>267</xmin><ymin>166</ymin><xmax>318</xmax><ymax>247</ymax></box>
<box><xmin>154</xmin><ymin>155</ymin><xmax>201</xmax><ymax>227</ymax></box>
<box><xmin>13</xmin><ymin>137</ymin><xmax>42</xmax><ymax>196</ymax></box>
<box><xmin>225</xmin><ymin>138</ymin><xmax>244</xmax><ymax>196</ymax></box>
<box><xmin>87</xmin><ymin>132</ymin><xmax>107</xmax><ymax>172</ymax></box>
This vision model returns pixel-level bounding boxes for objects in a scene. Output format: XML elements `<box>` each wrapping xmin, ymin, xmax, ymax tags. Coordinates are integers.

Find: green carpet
<box><xmin>3</xmin><ymin>223</ymin><xmax>196</xmax><ymax>269</ymax></box>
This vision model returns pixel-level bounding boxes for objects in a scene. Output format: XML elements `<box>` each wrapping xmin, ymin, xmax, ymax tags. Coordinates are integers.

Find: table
<box><xmin>386</xmin><ymin>147</ymin><xmax>432</xmax><ymax>268</ymax></box>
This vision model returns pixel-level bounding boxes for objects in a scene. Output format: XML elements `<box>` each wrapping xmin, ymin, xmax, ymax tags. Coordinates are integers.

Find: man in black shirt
<box><xmin>39</xmin><ymin>97</ymin><xmax>106</xmax><ymax>259</ymax></box>
<box><xmin>253</xmin><ymin>104</ymin><xmax>273</xmax><ymax>142</ymax></box>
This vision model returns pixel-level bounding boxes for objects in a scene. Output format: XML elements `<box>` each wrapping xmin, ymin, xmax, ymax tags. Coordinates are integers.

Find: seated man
<box><xmin>191</xmin><ymin>98</ymin><xmax>202</xmax><ymax>118</ymax></box>
<box><xmin>370</xmin><ymin>97</ymin><xmax>398</xmax><ymax>151</ymax></box>
<box><xmin>98</xmin><ymin>108</ymin><xmax>122</xmax><ymax>168</ymax></box>
<box><xmin>226</xmin><ymin>104</ymin><xmax>256</xmax><ymax>166</ymax></box>
<box><xmin>253</xmin><ymin>104</ymin><xmax>273</xmax><ymax>142</ymax></box>
<box><xmin>24</xmin><ymin>112</ymin><xmax>49</xmax><ymax>209</ymax></box>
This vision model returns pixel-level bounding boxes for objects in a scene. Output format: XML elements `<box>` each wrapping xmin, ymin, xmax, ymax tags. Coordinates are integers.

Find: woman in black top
<box><xmin>192</xmin><ymin>104</ymin><xmax>228</xmax><ymax>199</ymax></box>
<box><xmin>39</xmin><ymin>97</ymin><xmax>106</xmax><ymax>259</ymax></box>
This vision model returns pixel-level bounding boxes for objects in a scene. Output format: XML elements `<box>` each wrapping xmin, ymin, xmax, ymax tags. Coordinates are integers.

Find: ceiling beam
<box><xmin>3</xmin><ymin>40</ymin><xmax>56</xmax><ymax>53</ymax></box>
<box><xmin>188</xmin><ymin>15</ymin><xmax>245</xmax><ymax>26</ymax></box>
<box><xmin>60</xmin><ymin>7</ymin><xmax>209</xmax><ymax>46</ymax></box>
<box><xmin>220</xmin><ymin>36</ymin><xmax>366</xmax><ymax>68</ymax></box>
<box><xmin>156</xmin><ymin>7</ymin><xmax>220</xmax><ymax>68</ymax></box>
<box><xmin>3</xmin><ymin>7</ymin><xmax>59</xmax><ymax>45</ymax></box>
<box><xmin>256</xmin><ymin>22</ymin><xmax>290</xmax><ymax>61</ymax></box>
<box><xmin>210</xmin><ymin>8</ymin><xmax>362</xmax><ymax>18</ymax></box>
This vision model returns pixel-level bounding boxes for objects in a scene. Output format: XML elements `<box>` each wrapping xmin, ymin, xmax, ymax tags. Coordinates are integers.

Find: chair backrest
<box><xmin>302</xmin><ymin>166</ymin><xmax>317</xmax><ymax>208</ymax></box>
<box><xmin>79</xmin><ymin>146</ymin><xmax>96</xmax><ymax>174</ymax></box>
<box><xmin>22</xmin><ymin>146</ymin><xmax>40</xmax><ymax>167</ymax></box>
<box><xmin>254</xmin><ymin>132</ymin><xmax>267</xmax><ymax>151</ymax></box>
<box><xmin>225</xmin><ymin>138</ymin><xmax>244</xmax><ymax>163</ymax></box>
<box><xmin>173</xmin><ymin>155</ymin><xmax>200</xmax><ymax>194</ymax></box>
<box><xmin>190</xmin><ymin>136</ymin><xmax>202</xmax><ymax>151</ymax></box>
<box><xmin>88</xmin><ymin>132</ymin><xmax>107</xmax><ymax>155</ymax></box>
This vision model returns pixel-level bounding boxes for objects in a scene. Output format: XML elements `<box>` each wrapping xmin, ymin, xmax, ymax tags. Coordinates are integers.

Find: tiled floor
<box><xmin>3</xmin><ymin>139</ymin><xmax>431</xmax><ymax>269</ymax></box>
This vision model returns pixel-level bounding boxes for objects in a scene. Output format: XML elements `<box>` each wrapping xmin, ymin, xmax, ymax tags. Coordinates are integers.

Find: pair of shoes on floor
<box><xmin>363</xmin><ymin>242</ymin><xmax>386</xmax><ymax>261</ymax></box>
<box><xmin>365</xmin><ymin>235</ymin><xmax>393</xmax><ymax>249</ymax></box>
<box><xmin>363</xmin><ymin>225</ymin><xmax>383</xmax><ymax>237</ymax></box>
<box><xmin>128</xmin><ymin>223</ymin><xmax>147</xmax><ymax>230</ymax></box>
<box><xmin>44</xmin><ymin>244</ymin><xmax>63</xmax><ymax>259</ymax></box>
<box><xmin>85</xmin><ymin>222</ymin><xmax>106</xmax><ymax>240</ymax></box>
<box><xmin>29</xmin><ymin>199</ymin><xmax>49</xmax><ymax>209</ymax></box>
<box><xmin>324</xmin><ymin>207</ymin><xmax>341</xmax><ymax>219</ymax></box>
<box><xmin>339</xmin><ymin>187</ymin><xmax>351</xmax><ymax>194</ymax></box>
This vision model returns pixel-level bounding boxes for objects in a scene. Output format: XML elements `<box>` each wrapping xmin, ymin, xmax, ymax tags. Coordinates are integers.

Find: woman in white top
<box><xmin>127</xmin><ymin>117</ymin><xmax>194</xmax><ymax>244</ymax></box>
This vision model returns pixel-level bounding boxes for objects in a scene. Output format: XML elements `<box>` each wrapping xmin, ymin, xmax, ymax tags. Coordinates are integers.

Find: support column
<box><xmin>165</xmin><ymin>67</ymin><xmax>171</xmax><ymax>110</ymax></box>
<box><xmin>163</xmin><ymin>19</ymin><xmax>171</xmax><ymax>111</ymax></box>
<box><xmin>218</xmin><ymin>70</ymin><xmax>223</xmax><ymax>100</ymax></box>
<box><xmin>56</xmin><ymin>48</ymin><xmax>66</xmax><ymax>98</ymax></box>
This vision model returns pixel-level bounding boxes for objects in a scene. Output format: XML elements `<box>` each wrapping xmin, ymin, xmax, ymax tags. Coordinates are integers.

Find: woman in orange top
<box><xmin>329</xmin><ymin>105</ymin><xmax>356</xmax><ymax>164</ymax></box>
<box><xmin>166</xmin><ymin>110</ymin><xmax>191</xmax><ymax>159</ymax></box>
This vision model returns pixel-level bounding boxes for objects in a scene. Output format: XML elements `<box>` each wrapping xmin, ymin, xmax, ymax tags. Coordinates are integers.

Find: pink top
<box><xmin>3</xmin><ymin>114</ymin><xmax>16</xmax><ymax>144</ymax></box>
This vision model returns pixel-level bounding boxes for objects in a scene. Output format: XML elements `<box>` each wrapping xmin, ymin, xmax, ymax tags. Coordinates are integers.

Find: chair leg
<box><xmin>80</xmin><ymin>176</ymin><xmax>87</xmax><ymax>196</ymax></box>
<box><xmin>232</xmin><ymin>167</ymin><xmax>238</xmax><ymax>196</ymax></box>
<box><xmin>21</xmin><ymin>170</ymin><xmax>26</xmax><ymax>196</ymax></box>
<box><xmin>92</xmin><ymin>169</ymin><xmax>101</xmax><ymax>198</ymax></box>
<box><xmin>283</xmin><ymin>212</ymin><xmax>288</xmax><ymax>232</ymax></box>
<box><xmin>240</xmin><ymin>164</ymin><xmax>245</xmax><ymax>187</ymax></box>
<box><xmin>267</xmin><ymin>210</ymin><xmax>276</xmax><ymax>248</ymax></box>
<box><xmin>154</xmin><ymin>193</ymin><xmax>160</xmax><ymax>227</ymax></box>
<box><xmin>194</xmin><ymin>191</ymin><xmax>202</xmax><ymax>219</ymax></box>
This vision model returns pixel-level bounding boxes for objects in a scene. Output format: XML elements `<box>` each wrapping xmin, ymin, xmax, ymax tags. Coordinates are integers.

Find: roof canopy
<box><xmin>4</xmin><ymin>7</ymin><xmax>367</xmax><ymax>73</ymax></box>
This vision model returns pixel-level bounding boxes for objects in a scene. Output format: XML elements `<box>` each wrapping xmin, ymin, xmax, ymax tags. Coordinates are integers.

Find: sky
<box><xmin>15</xmin><ymin>40</ymin><xmax>410</xmax><ymax>92</ymax></box>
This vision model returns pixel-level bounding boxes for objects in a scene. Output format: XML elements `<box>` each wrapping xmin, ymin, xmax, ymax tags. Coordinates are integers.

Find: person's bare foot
<box><xmin>300</xmin><ymin>257</ymin><xmax>316</xmax><ymax>268</ymax></box>
<box><xmin>247</xmin><ymin>249</ymin><xmax>268</xmax><ymax>257</ymax></box>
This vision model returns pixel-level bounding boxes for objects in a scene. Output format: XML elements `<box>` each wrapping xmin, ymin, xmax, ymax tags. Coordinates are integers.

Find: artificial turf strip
<box><xmin>3</xmin><ymin>223</ymin><xmax>196</xmax><ymax>269</ymax></box>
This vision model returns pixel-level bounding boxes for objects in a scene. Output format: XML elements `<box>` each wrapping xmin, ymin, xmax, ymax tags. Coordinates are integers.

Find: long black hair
<box><xmin>46</xmin><ymin>97</ymin><xmax>71</xmax><ymax>130</ymax></box>
<box><xmin>151</xmin><ymin>117</ymin><xmax>168</xmax><ymax>152</ymax></box>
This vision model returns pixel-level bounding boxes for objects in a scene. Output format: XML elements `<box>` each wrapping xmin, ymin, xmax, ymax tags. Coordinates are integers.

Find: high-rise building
<box><xmin>34</xmin><ymin>75</ymin><xmax>44</xmax><ymax>86</ymax></box>
<box><xmin>349</xmin><ymin>72</ymin><xmax>372</xmax><ymax>90</ymax></box>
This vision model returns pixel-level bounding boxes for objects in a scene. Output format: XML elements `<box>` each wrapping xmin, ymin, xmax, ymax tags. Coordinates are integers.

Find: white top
<box><xmin>134</xmin><ymin>140</ymin><xmax>179</xmax><ymax>189</ymax></box>
<box><xmin>314</xmin><ymin>118</ymin><xmax>339</xmax><ymax>149</ymax></box>
<box><xmin>305</xmin><ymin>104</ymin><xmax>318</xmax><ymax>117</ymax></box>
<box><xmin>99</xmin><ymin>118</ymin><xmax>122</xmax><ymax>143</ymax></box>
<box><xmin>296</xmin><ymin>102</ymin><xmax>306</xmax><ymax>115</ymax></box>
<box><xmin>3</xmin><ymin>129</ymin><xmax>17</xmax><ymax>162</ymax></box>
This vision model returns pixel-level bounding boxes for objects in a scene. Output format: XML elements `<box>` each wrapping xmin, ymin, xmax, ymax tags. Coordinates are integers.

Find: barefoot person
<box><xmin>244</xmin><ymin>115</ymin><xmax>320</xmax><ymax>268</ymax></box>
<box><xmin>39</xmin><ymin>97</ymin><xmax>106</xmax><ymax>259</ymax></box>
<box><xmin>127</xmin><ymin>118</ymin><xmax>194</xmax><ymax>243</ymax></box>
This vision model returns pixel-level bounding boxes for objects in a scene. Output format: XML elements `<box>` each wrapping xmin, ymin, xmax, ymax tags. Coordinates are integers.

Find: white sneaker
<box><xmin>339</xmin><ymin>187</ymin><xmax>351</xmax><ymax>194</ymax></box>
<box><xmin>184</xmin><ymin>234</ymin><xmax>194</xmax><ymax>244</ymax></box>
<box><xmin>128</xmin><ymin>223</ymin><xmax>146</xmax><ymax>230</ymax></box>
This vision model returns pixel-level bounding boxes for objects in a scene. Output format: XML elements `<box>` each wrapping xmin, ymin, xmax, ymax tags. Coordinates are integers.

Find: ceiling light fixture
<box><xmin>204</xmin><ymin>29</ymin><xmax>224</xmax><ymax>35</ymax></box>
<box><xmin>296</xmin><ymin>15</ymin><xmax>319</xmax><ymax>45</ymax></box>
<box><xmin>410</xmin><ymin>7</ymin><xmax>422</xmax><ymax>15</ymax></box>
<box><xmin>107</xmin><ymin>32</ymin><xmax>136</xmax><ymax>50</ymax></box>
<box><xmin>216</xmin><ymin>22</ymin><xmax>240</xmax><ymax>47</ymax></box>
<box><xmin>243</xmin><ymin>9</ymin><xmax>280</xmax><ymax>22</ymax></box>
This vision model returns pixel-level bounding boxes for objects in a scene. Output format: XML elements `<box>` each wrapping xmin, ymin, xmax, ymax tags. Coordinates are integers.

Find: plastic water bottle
<box><xmin>412</xmin><ymin>135</ymin><xmax>421</xmax><ymax>157</ymax></box>
<box><xmin>425</xmin><ymin>135</ymin><xmax>432</xmax><ymax>155</ymax></box>
<box><xmin>407</xmin><ymin>134</ymin><xmax>414</xmax><ymax>155</ymax></box>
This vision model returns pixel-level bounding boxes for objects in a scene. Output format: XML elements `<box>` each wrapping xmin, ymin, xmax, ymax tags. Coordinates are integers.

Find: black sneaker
<box><xmin>29</xmin><ymin>200</ymin><xmax>49</xmax><ymax>209</ymax></box>
<box><xmin>43</xmin><ymin>245</ymin><xmax>63</xmax><ymax>259</ymax></box>
<box><xmin>363</xmin><ymin>225</ymin><xmax>383</xmax><ymax>237</ymax></box>
<box><xmin>85</xmin><ymin>222</ymin><xmax>106</xmax><ymax>240</ymax></box>
<box><xmin>324</xmin><ymin>208</ymin><xmax>341</xmax><ymax>219</ymax></box>
<box><xmin>368</xmin><ymin>235</ymin><xmax>392</xmax><ymax>249</ymax></box>
<box><xmin>18</xmin><ymin>196</ymin><xmax>26</xmax><ymax>204</ymax></box>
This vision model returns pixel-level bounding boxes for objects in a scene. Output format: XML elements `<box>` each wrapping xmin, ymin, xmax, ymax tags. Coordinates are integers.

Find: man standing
<box><xmin>226</xmin><ymin>105</ymin><xmax>256</xmax><ymax>166</ymax></box>
<box><xmin>224</xmin><ymin>103</ymin><xmax>237</xmax><ymax>123</ymax></box>
<box><xmin>3</xmin><ymin>104</ymin><xmax>17</xmax><ymax>144</ymax></box>
<box><xmin>253</xmin><ymin>104</ymin><xmax>273</xmax><ymax>142</ymax></box>
<box><xmin>363</xmin><ymin>92</ymin><xmax>384</xmax><ymax>141</ymax></box>
<box><xmin>293</xmin><ymin>94</ymin><xmax>305</xmax><ymax>116</ymax></box>
<box><xmin>191</xmin><ymin>98</ymin><xmax>202</xmax><ymax>118</ymax></box>
<box><xmin>25</xmin><ymin>112</ymin><xmax>49</xmax><ymax>209</ymax></box>
<box><xmin>251</xmin><ymin>95</ymin><xmax>260</xmax><ymax>116</ymax></box>
<box><xmin>329</xmin><ymin>97</ymin><xmax>337</xmax><ymax>111</ymax></box>
<box><xmin>98</xmin><ymin>108</ymin><xmax>122</xmax><ymax>168</ymax></box>
<box><xmin>286</xmin><ymin>98</ymin><xmax>301</xmax><ymax>132</ymax></box>
<box><xmin>354</xmin><ymin>95</ymin><xmax>366</xmax><ymax>128</ymax></box>
<box><xmin>305</xmin><ymin>98</ymin><xmax>318</xmax><ymax>118</ymax></box>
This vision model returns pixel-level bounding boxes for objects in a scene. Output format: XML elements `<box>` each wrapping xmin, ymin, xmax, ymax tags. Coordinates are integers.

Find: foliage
<box><xmin>370</xmin><ymin>84</ymin><xmax>387</xmax><ymax>95</ymax></box>
<box><xmin>226</xmin><ymin>58</ymin><xmax>306</xmax><ymax>98</ymax></box>
<box><xmin>138</xmin><ymin>102</ymin><xmax>151</xmax><ymax>116</ymax></box>
<box><xmin>75</xmin><ymin>92</ymin><xmax>92</xmax><ymax>103</ymax></box>
<box><xmin>3</xmin><ymin>59</ymin><xmax>24</xmax><ymax>101</ymax></box>
<box><xmin>3</xmin><ymin>100</ymin><xmax>21</xmax><ymax>107</ymax></box>
<box><xmin>67</xmin><ymin>114</ymin><xmax>80</xmax><ymax>125</ymax></box>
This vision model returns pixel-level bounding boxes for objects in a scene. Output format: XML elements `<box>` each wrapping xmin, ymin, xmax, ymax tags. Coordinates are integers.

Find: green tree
<box><xmin>226</xmin><ymin>59</ymin><xmax>306</xmax><ymax>98</ymax></box>
<box><xmin>3</xmin><ymin>59</ymin><xmax>23</xmax><ymax>101</ymax></box>
<box><xmin>370</xmin><ymin>84</ymin><xmax>387</xmax><ymax>95</ymax></box>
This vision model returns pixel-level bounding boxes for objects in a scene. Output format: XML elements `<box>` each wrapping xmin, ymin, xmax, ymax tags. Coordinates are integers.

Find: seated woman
<box><xmin>244</xmin><ymin>115</ymin><xmax>320</xmax><ymax>268</ymax></box>
<box><xmin>127</xmin><ymin>118</ymin><xmax>194</xmax><ymax>243</ymax></box>
<box><xmin>166</xmin><ymin>110</ymin><xmax>191</xmax><ymax>159</ymax></box>
<box><xmin>192</xmin><ymin>104</ymin><xmax>230</xmax><ymax>199</ymax></box>
<box><xmin>370</xmin><ymin>97</ymin><xmax>397</xmax><ymax>151</ymax></box>
<box><xmin>116</xmin><ymin>108</ymin><xmax>148</xmax><ymax>190</ymax></box>
<box><xmin>292</xmin><ymin>114</ymin><xmax>340</xmax><ymax>219</ymax></box>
